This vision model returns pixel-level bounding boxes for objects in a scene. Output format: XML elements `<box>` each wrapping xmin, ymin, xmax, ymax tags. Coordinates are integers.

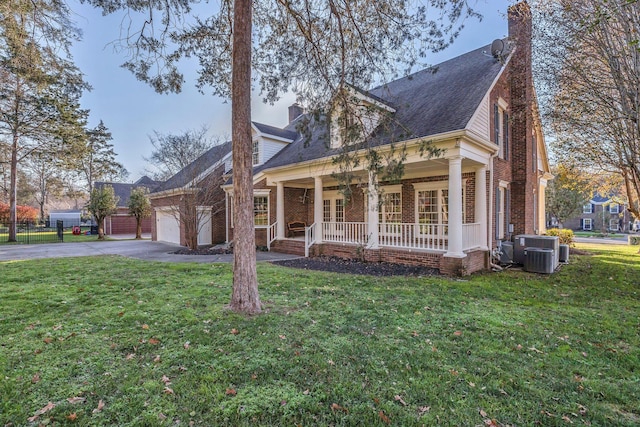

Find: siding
<box><xmin>467</xmin><ymin>94</ymin><xmax>490</xmax><ymax>139</ymax></box>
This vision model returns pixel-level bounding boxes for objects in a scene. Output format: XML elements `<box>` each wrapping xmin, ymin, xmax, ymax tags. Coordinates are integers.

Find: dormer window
<box><xmin>494</xmin><ymin>98</ymin><xmax>509</xmax><ymax>160</ymax></box>
<box><xmin>252</xmin><ymin>139</ymin><xmax>260</xmax><ymax>165</ymax></box>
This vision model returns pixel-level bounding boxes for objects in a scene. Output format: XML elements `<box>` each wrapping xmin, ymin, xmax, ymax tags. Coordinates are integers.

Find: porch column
<box><xmin>276</xmin><ymin>182</ymin><xmax>285</xmax><ymax>239</ymax></box>
<box><xmin>314</xmin><ymin>176</ymin><xmax>323</xmax><ymax>243</ymax></box>
<box><xmin>475</xmin><ymin>166</ymin><xmax>488</xmax><ymax>250</ymax></box>
<box><xmin>367</xmin><ymin>170</ymin><xmax>379</xmax><ymax>249</ymax></box>
<box><xmin>538</xmin><ymin>178</ymin><xmax>548</xmax><ymax>234</ymax></box>
<box><xmin>445</xmin><ymin>156</ymin><xmax>466</xmax><ymax>258</ymax></box>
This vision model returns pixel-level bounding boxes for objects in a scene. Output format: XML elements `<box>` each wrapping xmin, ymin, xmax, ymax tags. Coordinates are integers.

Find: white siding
<box><xmin>262</xmin><ymin>137</ymin><xmax>288</xmax><ymax>163</ymax></box>
<box><xmin>467</xmin><ymin>94</ymin><xmax>490</xmax><ymax>139</ymax></box>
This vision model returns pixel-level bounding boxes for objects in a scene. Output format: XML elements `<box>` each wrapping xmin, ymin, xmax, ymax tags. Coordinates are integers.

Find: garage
<box><xmin>156</xmin><ymin>209</ymin><xmax>180</xmax><ymax>245</ymax></box>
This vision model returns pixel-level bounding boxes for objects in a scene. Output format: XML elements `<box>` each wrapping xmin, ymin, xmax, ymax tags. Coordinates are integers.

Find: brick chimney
<box><xmin>288</xmin><ymin>103</ymin><xmax>304</xmax><ymax>123</ymax></box>
<box><xmin>507</xmin><ymin>1</ymin><xmax>538</xmax><ymax>236</ymax></box>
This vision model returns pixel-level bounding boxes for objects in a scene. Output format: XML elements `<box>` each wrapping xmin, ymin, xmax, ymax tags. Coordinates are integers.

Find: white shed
<box><xmin>49</xmin><ymin>210</ymin><xmax>81</xmax><ymax>228</ymax></box>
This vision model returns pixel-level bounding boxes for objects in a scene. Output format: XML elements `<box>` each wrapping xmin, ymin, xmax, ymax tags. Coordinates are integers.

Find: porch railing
<box><xmin>321</xmin><ymin>222</ymin><xmax>368</xmax><ymax>245</ymax></box>
<box><xmin>378</xmin><ymin>223</ymin><xmax>448</xmax><ymax>251</ymax></box>
<box><xmin>267</xmin><ymin>221</ymin><xmax>278</xmax><ymax>250</ymax></box>
<box><xmin>462</xmin><ymin>222</ymin><xmax>483</xmax><ymax>250</ymax></box>
<box><xmin>304</xmin><ymin>223</ymin><xmax>317</xmax><ymax>257</ymax></box>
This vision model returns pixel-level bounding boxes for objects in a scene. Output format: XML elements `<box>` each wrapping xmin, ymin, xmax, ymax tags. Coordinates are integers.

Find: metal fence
<box><xmin>0</xmin><ymin>221</ymin><xmax>64</xmax><ymax>244</ymax></box>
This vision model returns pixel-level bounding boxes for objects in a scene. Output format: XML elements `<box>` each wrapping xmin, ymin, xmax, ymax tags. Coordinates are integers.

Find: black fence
<box><xmin>0</xmin><ymin>220</ymin><xmax>64</xmax><ymax>244</ymax></box>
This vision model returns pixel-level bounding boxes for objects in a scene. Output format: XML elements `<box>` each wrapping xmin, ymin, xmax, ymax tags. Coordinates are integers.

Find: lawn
<box><xmin>0</xmin><ymin>244</ymin><xmax>638</xmax><ymax>426</ymax></box>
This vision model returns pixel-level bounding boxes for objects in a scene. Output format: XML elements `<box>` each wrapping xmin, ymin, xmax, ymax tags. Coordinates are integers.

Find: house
<box><xmin>563</xmin><ymin>194</ymin><xmax>631</xmax><ymax>233</ymax></box>
<box><xmin>155</xmin><ymin>2</ymin><xmax>551</xmax><ymax>275</ymax></box>
<box><xmin>94</xmin><ymin>176</ymin><xmax>160</xmax><ymax>235</ymax></box>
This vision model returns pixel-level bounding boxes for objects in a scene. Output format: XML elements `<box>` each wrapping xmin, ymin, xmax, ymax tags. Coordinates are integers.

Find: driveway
<box><xmin>0</xmin><ymin>240</ymin><xmax>301</xmax><ymax>263</ymax></box>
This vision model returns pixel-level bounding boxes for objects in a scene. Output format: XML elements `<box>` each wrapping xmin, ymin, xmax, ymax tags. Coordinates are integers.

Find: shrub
<box><xmin>546</xmin><ymin>228</ymin><xmax>575</xmax><ymax>246</ymax></box>
<box><xmin>0</xmin><ymin>203</ymin><xmax>39</xmax><ymax>223</ymax></box>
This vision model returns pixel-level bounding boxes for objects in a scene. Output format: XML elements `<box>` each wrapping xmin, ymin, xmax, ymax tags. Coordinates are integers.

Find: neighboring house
<box><xmin>563</xmin><ymin>194</ymin><xmax>631</xmax><ymax>233</ymax></box>
<box><xmin>155</xmin><ymin>2</ymin><xmax>551</xmax><ymax>275</ymax></box>
<box><xmin>49</xmin><ymin>210</ymin><xmax>81</xmax><ymax>228</ymax></box>
<box><xmin>94</xmin><ymin>176</ymin><xmax>160</xmax><ymax>235</ymax></box>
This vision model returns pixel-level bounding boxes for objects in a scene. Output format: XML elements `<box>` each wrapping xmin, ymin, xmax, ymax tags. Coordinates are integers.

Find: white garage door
<box><xmin>156</xmin><ymin>210</ymin><xmax>180</xmax><ymax>245</ymax></box>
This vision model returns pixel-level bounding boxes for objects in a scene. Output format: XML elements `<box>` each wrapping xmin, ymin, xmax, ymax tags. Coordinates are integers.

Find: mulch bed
<box><xmin>271</xmin><ymin>256</ymin><xmax>440</xmax><ymax>277</ymax></box>
<box><xmin>172</xmin><ymin>245</ymin><xmax>232</xmax><ymax>255</ymax></box>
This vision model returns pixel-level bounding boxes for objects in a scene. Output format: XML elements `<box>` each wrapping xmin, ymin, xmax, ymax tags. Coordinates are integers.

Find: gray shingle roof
<box><xmin>95</xmin><ymin>178</ymin><xmax>160</xmax><ymax>207</ymax></box>
<box><xmin>260</xmin><ymin>42</ymin><xmax>506</xmax><ymax>171</ymax></box>
<box><xmin>253</xmin><ymin>122</ymin><xmax>297</xmax><ymax>140</ymax></box>
<box><xmin>153</xmin><ymin>140</ymin><xmax>232</xmax><ymax>193</ymax></box>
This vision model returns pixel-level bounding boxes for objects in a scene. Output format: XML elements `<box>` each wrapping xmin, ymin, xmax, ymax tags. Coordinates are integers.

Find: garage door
<box><xmin>156</xmin><ymin>210</ymin><xmax>180</xmax><ymax>245</ymax></box>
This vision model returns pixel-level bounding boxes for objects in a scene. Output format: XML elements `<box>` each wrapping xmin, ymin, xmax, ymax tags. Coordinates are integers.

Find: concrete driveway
<box><xmin>0</xmin><ymin>240</ymin><xmax>301</xmax><ymax>263</ymax></box>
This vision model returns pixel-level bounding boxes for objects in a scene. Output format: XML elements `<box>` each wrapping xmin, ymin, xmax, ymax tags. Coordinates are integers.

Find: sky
<box><xmin>69</xmin><ymin>0</ymin><xmax>513</xmax><ymax>181</ymax></box>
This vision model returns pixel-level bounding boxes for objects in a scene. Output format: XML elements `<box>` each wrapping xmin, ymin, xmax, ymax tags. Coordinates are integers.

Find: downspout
<box><xmin>225</xmin><ymin>191</ymin><xmax>229</xmax><ymax>243</ymax></box>
<box><xmin>488</xmin><ymin>152</ymin><xmax>500</xmax><ymax>270</ymax></box>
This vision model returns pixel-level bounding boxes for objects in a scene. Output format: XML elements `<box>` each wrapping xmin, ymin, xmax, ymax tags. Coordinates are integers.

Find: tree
<box><xmin>545</xmin><ymin>163</ymin><xmax>590</xmax><ymax>228</ymax></box>
<box><xmin>533</xmin><ymin>0</ymin><xmax>640</xmax><ymax>221</ymax></box>
<box><xmin>82</xmin><ymin>0</ymin><xmax>478</xmax><ymax>314</ymax></box>
<box><xmin>0</xmin><ymin>0</ymin><xmax>88</xmax><ymax>241</ymax></box>
<box><xmin>87</xmin><ymin>185</ymin><xmax>118</xmax><ymax>240</ymax></box>
<box><xmin>23</xmin><ymin>149</ymin><xmax>65</xmax><ymax>223</ymax></box>
<box><xmin>127</xmin><ymin>186</ymin><xmax>151</xmax><ymax>239</ymax></box>
<box><xmin>144</xmin><ymin>127</ymin><xmax>216</xmax><ymax>181</ymax></box>
<box><xmin>68</xmin><ymin>120</ymin><xmax>128</xmax><ymax>194</ymax></box>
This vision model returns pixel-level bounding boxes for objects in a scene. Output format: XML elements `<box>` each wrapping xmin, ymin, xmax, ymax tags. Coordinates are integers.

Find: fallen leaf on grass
<box><xmin>279</xmin><ymin>335</ymin><xmax>286</xmax><ymax>340</ymax></box>
<box><xmin>330</xmin><ymin>403</ymin><xmax>348</xmax><ymax>413</ymax></box>
<box><xmin>480</xmin><ymin>409</ymin><xmax>488</xmax><ymax>417</ymax></box>
<box><xmin>126</xmin><ymin>353</ymin><xmax>136</xmax><ymax>360</ymax></box>
<box><xmin>417</xmin><ymin>406</ymin><xmax>430</xmax><ymax>416</ymax></box>
<box><xmin>67</xmin><ymin>412</ymin><xmax>78</xmax><ymax>421</ymax></box>
<box><xmin>158</xmin><ymin>413</ymin><xmax>167</xmax><ymax>421</ymax></box>
<box><xmin>162</xmin><ymin>375</ymin><xmax>171</xmax><ymax>385</ymax></box>
<box><xmin>225</xmin><ymin>388</ymin><xmax>237</xmax><ymax>396</ymax></box>
<box><xmin>484</xmin><ymin>419</ymin><xmax>499</xmax><ymax>426</ymax></box>
<box><xmin>43</xmin><ymin>337</ymin><xmax>54</xmax><ymax>344</ymax></box>
<box><xmin>303</xmin><ymin>389</ymin><xmax>309</xmax><ymax>395</ymax></box>
<box><xmin>27</xmin><ymin>402</ymin><xmax>55</xmax><ymax>422</ymax></box>
<box><xmin>153</xmin><ymin>355</ymin><xmax>161</xmax><ymax>363</ymax></box>
<box><xmin>394</xmin><ymin>395</ymin><xmax>407</xmax><ymax>406</ymax></box>
<box><xmin>67</xmin><ymin>397</ymin><xmax>86</xmax><ymax>404</ymax></box>
<box><xmin>31</xmin><ymin>373</ymin><xmax>40</xmax><ymax>384</ymax></box>
<box><xmin>163</xmin><ymin>387</ymin><xmax>174</xmax><ymax>395</ymax></box>
<box><xmin>183</xmin><ymin>341</ymin><xmax>190</xmax><ymax>349</ymax></box>
<box><xmin>562</xmin><ymin>415</ymin><xmax>573</xmax><ymax>423</ymax></box>
<box><xmin>378</xmin><ymin>410</ymin><xmax>390</xmax><ymax>424</ymax></box>
<box><xmin>148</xmin><ymin>338</ymin><xmax>160</xmax><ymax>345</ymax></box>
<box><xmin>230</xmin><ymin>328</ymin><xmax>239</xmax><ymax>335</ymax></box>
<box><xmin>453</xmin><ymin>331</ymin><xmax>463</xmax><ymax>336</ymax></box>
<box><xmin>142</xmin><ymin>324</ymin><xmax>149</xmax><ymax>330</ymax></box>
<box><xmin>92</xmin><ymin>399</ymin><xmax>105</xmax><ymax>414</ymax></box>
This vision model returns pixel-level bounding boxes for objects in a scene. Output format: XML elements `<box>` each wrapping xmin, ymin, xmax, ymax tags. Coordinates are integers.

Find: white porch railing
<box><xmin>462</xmin><ymin>222</ymin><xmax>483</xmax><ymax>250</ymax></box>
<box><xmin>304</xmin><ymin>223</ymin><xmax>317</xmax><ymax>257</ymax></box>
<box><xmin>321</xmin><ymin>222</ymin><xmax>368</xmax><ymax>245</ymax></box>
<box><xmin>267</xmin><ymin>221</ymin><xmax>278</xmax><ymax>250</ymax></box>
<box><xmin>378</xmin><ymin>223</ymin><xmax>449</xmax><ymax>251</ymax></box>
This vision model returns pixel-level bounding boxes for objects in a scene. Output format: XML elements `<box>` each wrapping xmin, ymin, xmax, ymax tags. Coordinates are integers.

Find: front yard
<box><xmin>1</xmin><ymin>244</ymin><xmax>638</xmax><ymax>426</ymax></box>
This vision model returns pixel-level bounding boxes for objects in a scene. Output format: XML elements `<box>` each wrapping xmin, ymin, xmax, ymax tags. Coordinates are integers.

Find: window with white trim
<box><xmin>494</xmin><ymin>98</ymin><xmax>509</xmax><ymax>160</ymax></box>
<box><xmin>609</xmin><ymin>219</ymin><xmax>619</xmax><ymax>231</ymax></box>
<box><xmin>229</xmin><ymin>192</ymin><xmax>270</xmax><ymax>227</ymax></box>
<box><xmin>609</xmin><ymin>203</ymin><xmax>619</xmax><ymax>214</ymax></box>
<box><xmin>583</xmin><ymin>204</ymin><xmax>593</xmax><ymax>214</ymax></box>
<box><xmin>583</xmin><ymin>218</ymin><xmax>592</xmax><ymax>230</ymax></box>
<box><xmin>414</xmin><ymin>181</ymin><xmax>465</xmax><ymax>235</ymax></box>
<box><xmin>252</xmin><ymin>139</ymin><xmax>260</xmax><ymax>165</ymax></box>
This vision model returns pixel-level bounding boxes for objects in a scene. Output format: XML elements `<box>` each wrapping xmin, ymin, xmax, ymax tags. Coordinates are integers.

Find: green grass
<box><xmin>1</xmin><ymin>244</ymin><xmax>638</xmax><ymax>426</ymax></box>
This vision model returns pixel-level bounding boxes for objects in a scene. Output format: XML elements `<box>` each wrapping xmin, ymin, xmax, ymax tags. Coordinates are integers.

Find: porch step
<box><xmin>271</xmin><ymin>239</ymin><xmax>305</xmax><ymax>256</ymax></box>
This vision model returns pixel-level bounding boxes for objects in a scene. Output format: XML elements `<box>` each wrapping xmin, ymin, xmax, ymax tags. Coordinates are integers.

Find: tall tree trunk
<box><xmin>229</xmin><ymin>0</ymin><xmax>261</xmax><ymax>314</ymax></box>
<box><xmin>136</xmin><ymin>217</ymin><xmax>142</xmax><ymax>239</ymax></box>
<box><xmin>9</xmin><ymin>132</ymin><xmax>19</xmax><ymax>242</ymax></box>
<box><xmin>98</xmin><ymin>217</ymin><xmax>105</xmax><ymax>240</ymax></box>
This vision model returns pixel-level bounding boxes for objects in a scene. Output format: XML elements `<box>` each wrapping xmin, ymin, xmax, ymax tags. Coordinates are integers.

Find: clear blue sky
<box><xmin>69</xmin><ymin>0</ymin><xmax>513</xmax><ymax>181</ymax></box>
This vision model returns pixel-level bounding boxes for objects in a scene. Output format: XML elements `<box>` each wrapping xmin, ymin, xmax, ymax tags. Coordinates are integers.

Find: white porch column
<box><xmin>367</xmin><ymin>170</ymin><xmax>379</xmax><ymax>249</ymax></box>
<box><xmin>538</xmin><ymin>178</ymin><xmax>548</xmax><ymax>234</ymax></box>
<box><xmin>445</xmin><ymin>156</ymin><xmax>466</xmax><ymax>258</ymax></box>
<box><xmin>475</xmin><ymin>166</ymin><xmax>488</xmax><ymax>250</ymax></box>
<box><xmin>276</xmin><ymin>182</ymin><xmax>285</xmax><ymax>239</ymax></box>
<box><xmin>314</xmin><ymin>176</ymin><xmax>323</xmax><ymax>243</ymax></box>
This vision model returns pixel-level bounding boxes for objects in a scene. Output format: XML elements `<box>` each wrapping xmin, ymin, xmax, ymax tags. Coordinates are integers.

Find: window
<box><xmin>494</xmin><ymin>99</ymin><xmax>509</xmax><ymax>159</ymax></box>
<box><xmin>610</xmin><ymin>219</ymin><xmax>619</xmax><ymax>231</ymax></box>
<box><xmin>583</xmin><ymin>204</ymin><xmax>593</xmax><ymax>214</ymax></box>
<box><xmin>253</xmin><ymin>195</ymin><xmax>269</xmax><ymax>226</ymax></box>
<box><xmin>379</xmin><ymin>189</ymin><xmax>402</xmax><ymax>224</ymax></box>
<box><xmin>609</xmin><ymin>203</ymin><xmax>619</xmax><ymax>214</ymax></box>
<box><xmin>414</xmin><ymin>181</ymin><xmax>465</xmax><ymax>235</ymax></box>
<box><xmin>229</xmin><ymin>192</ymin><xmax>270</xmax><ymax>227</ymax></box>
<box><xmin>583</xmin><ymin>218</ymin><xmax>592</xmax><ymax>230</ymax></box>
<box><xmin>252</xmin><ymin>139</ymin><xmax>260</xmax><ymax>165</ymax></box>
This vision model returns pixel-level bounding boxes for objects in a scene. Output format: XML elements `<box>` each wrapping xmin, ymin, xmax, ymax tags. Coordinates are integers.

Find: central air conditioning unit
<box><xmin>524</xmin><ymin>247</ymin><xmax>555</xmax><ymax>274</ymax></box>
<box><xmin>514</xmin><ymin>235</ymin><xmax>560</xmax><ymax>268</ymax></box>
<box><xmin>500</xmin><ymin>241</ymin><xmax>514</xmax><ymax>264</ymax></box>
